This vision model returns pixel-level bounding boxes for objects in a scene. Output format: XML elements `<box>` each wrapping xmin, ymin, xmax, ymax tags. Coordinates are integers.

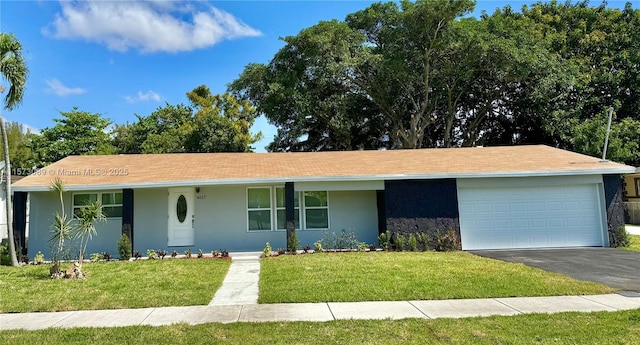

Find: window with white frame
<box><xmin>73</xmin><ymin>192</ymin><xmax>123</xmax><ymax>218</ymax></box>
<box><xmin>247</xmin><ymin>188</ymin><xmax>272</xmax><ymax>231</ymax></box>
<box><xmin>101</xmin><ymin>192</ymin><xmax>123</xmax><ymax>218</ymax></box>
<box><xmin>303</xmin><ymin>191</ymin><xmax>329</xmax><ymax>229</ymax></box>
<box><xmin>275</xmin><ymin>187</ymin><xmax>300</xmax><ymax>231</ymax></box>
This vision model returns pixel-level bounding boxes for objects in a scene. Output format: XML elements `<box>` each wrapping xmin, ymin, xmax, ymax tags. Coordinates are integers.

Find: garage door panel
<box><xmin>459</xmin><ymin>183</ymin><xmax>604</xmax><ymax>250</ymax></box>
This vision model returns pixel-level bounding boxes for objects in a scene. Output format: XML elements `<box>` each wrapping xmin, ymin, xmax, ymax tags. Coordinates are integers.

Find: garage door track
<box><xmin>472</xmin><ymin>248</ymin><xmax>640</xmax><ymax>292</ymax></box>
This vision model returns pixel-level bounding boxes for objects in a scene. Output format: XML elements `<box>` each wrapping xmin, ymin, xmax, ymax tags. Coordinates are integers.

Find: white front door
<box><xmin>168</xmin><ymin>188</ymin><xmax>195</xmax><ymax>246</ymax></box>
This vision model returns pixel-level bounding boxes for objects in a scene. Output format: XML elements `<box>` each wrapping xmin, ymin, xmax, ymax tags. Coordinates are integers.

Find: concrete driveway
<box><xmin>471</xmin><ymin>248</ymin><xmax>640</xmax><ymax>292</ymax></box>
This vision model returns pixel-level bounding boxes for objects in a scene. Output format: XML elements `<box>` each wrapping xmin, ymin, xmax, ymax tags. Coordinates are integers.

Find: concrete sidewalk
<box><xmin>627</xmin><ymin>224</ymin><xmax>640</xmax><ymax>235</ymax></box>
<box><xmin>2</xmin><ymin>293</ymin><xmax>639</xmax><ymax>330</ymax></box>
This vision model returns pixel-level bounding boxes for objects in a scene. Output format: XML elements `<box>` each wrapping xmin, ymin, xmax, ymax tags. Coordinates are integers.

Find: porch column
<box><xmin>12</xmin><ymin>191</ymin><xmax>27</xmax><ymax>255</ymax></box>
<box><xmin>376</xmin><ymin>190</ymin><xmax>386</xmax><ymax>235</ymax></box>
<box><xmin>122</xmin><ymin>189</ymin><xmax>134</xmax><ymax>255</ymax></box>
<box><xmin>285</xmin><ymin>182</ymin><xmax>295</xmax><ymax>249</ymax></box>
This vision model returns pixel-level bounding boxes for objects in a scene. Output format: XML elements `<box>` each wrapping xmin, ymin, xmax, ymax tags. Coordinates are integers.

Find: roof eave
<box><xmin>13</xmin><ymin>166</ymin><xmax>636</xmax><ymax>192</ymax></box>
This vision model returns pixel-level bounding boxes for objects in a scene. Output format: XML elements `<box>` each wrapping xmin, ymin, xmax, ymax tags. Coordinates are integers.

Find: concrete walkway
<box><xmin>2</xmin><ymin>294</ymin><xmax>639</xmax><ymax>330</ymax></box>
<box><xmin>209</xmin><ymin>252</ymin><xmax>261</xmax><ymax>306</ymax></box>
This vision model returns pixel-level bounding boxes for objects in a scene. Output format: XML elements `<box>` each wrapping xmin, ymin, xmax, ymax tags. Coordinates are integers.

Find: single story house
<box><xmin>623</xmin><ymin>167</ymin><xmax>640</xmax><ymax>223</ymax></box>
<box><xmin>11</xmin><ymin>145</ymin><xmax>634</xmax><ymax>258</ymax></box>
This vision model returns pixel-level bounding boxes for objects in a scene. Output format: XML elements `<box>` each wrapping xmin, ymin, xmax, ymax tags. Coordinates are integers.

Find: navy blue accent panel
<box><xmin>603</xmin><ymin>174</ymin><xmax>625</xmax><ymax>244</ymax></box>
<box><xmin>384</xmin><ymin>179</ymin><xmax>460</xmax><ymax>245</ymax></box>
<box><xmin>122</xmin><ymin>189</ymin><xmax>134</xmax><ymax>255</ymax></box>
<box><xmin>376</xmin><ymin>190</ymin><xmax>386</xmax><ymax>235</ymax></box>
<box><xmin>285</xmin><ymin>182</ymin><xmax>295</xmax><ymax>243</ymax></box>
<box><xmin>13</xmin><ymin>192</ymin><xmax>28</xmax><ymax>255</ymax></box>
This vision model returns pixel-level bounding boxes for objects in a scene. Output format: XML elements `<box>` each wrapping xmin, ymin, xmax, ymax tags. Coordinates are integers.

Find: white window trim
<box><xmin>246</xmin><ymin>187</ymin><xmax>274</xmax><ymax>232</ymax></box>
<box><xmin>245</xmin><ymin>187</ymin><xmax>330</xmax><ymax>232</ymax></box>
<box><xmin>302</xmin><ymin>191</ymin><xmax>330</xmax><ymax>231</ymax></box>
<box><xmin>275</xmin><ymin>186</ymin><xmax>301</xmax><ymax>232</ymax></box>
<box><xmin>72</xmin><ymin>191</ymin><xmax>123</xmax><ymax>219</ymax></box>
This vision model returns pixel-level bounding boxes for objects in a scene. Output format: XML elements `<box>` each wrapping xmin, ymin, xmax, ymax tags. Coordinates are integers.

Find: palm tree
<box><xmin>1</xmin><ymin>33</ymin><xmax>28</xmax><ymax>266</ymax></box>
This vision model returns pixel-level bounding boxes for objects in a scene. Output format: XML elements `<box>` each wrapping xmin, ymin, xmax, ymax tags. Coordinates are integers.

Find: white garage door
<box><xmin>458</xmin><ymin>178</ymin><xmax>605</xmax><ymax>250</ymax></box>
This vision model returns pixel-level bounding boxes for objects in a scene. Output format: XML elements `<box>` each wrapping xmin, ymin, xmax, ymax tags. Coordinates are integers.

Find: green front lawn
<box><xmin>2</xmin><ymin>310</ymin><xmax>639</xmax><ymax>344</ymax></box>
<box><xmin>623</xmin><ymin>235</ymin><xmax>640</xmax><ymax>252</ymax></box>
<box><xmin>0</xmin><ymin>259</ymin><xmax>230</xmax><ymax>313</ymax></box>
<box><xmin>259</xmin><ymin>252</ymin><xmax>614</xmax><ymax>303</ymax></box>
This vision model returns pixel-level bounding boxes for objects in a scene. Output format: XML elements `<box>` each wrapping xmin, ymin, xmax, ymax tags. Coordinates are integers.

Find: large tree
<box><xmin>438</xmin><ymin>8</ymin><xmax>571</xmax><ymax>148</ymax></box>
<box><xmin>229</xmin><ymin>21</ymin><xmax>387</xmax><ymax>151</ymax></box>
<box><xmin>0</xmin><ymin>32</ymin><xmax>28</xmax><ymax>266</ymax></box>
<box><xmin>114</xmin><ymin>86</ymin><xmax>261</xmax><ymax>154</ymax></box>
<box><xmin>232</xmin><ymin>0</ymin><xmax>639</xmax><ymax>163</ymax></box>
<box><xmin>0</xmin><ymin>121</ymin><xmax>36</xmax><ymax>170</ymax></box>
<box><xmin>231</xmin><ymin>0</ymin><xmax>561</xmax><ymax>151</ymax></box>
<box><xmin>519</xmin><ymin>1</ymin><xmax>640</xmax><ymax>165</ymax></box>
<box><xmin>31</xmin><ymin>108</ymin><xmax>116</xmax><ymax>165</ymax></box>
<box><xmin>345</xmin><ymin>0</ymin><xmax>475</xmax><ymax>148</ymax></box>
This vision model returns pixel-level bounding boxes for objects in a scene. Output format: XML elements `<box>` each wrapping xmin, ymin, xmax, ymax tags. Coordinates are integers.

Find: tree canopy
<box><xmin>31</xmin><ymin>107</ymin><xmax>116</xmax><ymax>165</ymax></box>
<box><xmin>113</xmin><ymin>86</ymin><xmax>261</xmax><ymax>154</ymax></box>
<box><xmin>230</xmin><ymin>0</ymin><xmax>640</xmax><ymax>166</ymax></box>
<box><xmin>0</xmin><ymin>121</ymin><xmax>35</xmax><ymax>170</ymax></box>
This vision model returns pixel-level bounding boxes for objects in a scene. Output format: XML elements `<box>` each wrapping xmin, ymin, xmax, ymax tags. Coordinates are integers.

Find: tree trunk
<box><xmin>0</xmin><ymin>115</ymin><xmax>19</xmax><ymax>266</ymax></box>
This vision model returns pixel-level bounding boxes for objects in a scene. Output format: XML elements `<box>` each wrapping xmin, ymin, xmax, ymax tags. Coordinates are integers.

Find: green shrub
<box><xmin>287</xmin><ymin>232</ymin><xmax>299</xmax><ymax>253</ymax></box>
<box><xmin>378</xmin><ymin>232</ymin><xmax>389</xmax><ymax>251</ymax></box>
<box><xmin>408</xmin><ymin>233</ymin><xmax>418</xmax><ymax>252</ymax></box>
<box><xmin>320</xmin><ymin>231</ymin><xmax>336</xmax><ymax>250</ymax></box>
<box><xmin>395</xmin><ymin>234</ymin><xmax>406</xmax><ymax>251</ymax></box>
<box><xmin>340</xmin><ymin>229</ymin><xmax>358</xmax><ymax>250</ymax></box>
<box><xmin>262</xmin><ymin>242</ymin><xmax>272</xmax><ymax>258</ymax></box>
<box><xmin>610</xmin><ymin>226</ymin><xmax>631</xmax><ymax>248</ymax></box>
<box><xmin>117</xmin><ymin>233</ymin><xmax>132</xmax><ymax>260</ymax></box>
<box><xmin>322</xmin><ymin>229</ymin><xmax>360</xmax><ymax>250</ymax></box>
<box><xmin>90</xmin><ymin>252</ymin><xmax>102</xmax><ymax>262</ymax></box>
<box><xmin>34</xmin><ymin>251</ymin><xmax>45</xmax><ymax>265</ymax></box>
<box><xmin>313</xmin><ymin>240</ymin><xmax>323</xmax><ymax>252</ymax></box>
<box><xmin>0</xmin><ymin>242</ymin><xmax>9</xmax><ymax>266</ymax></box>
<box><xmin>184</xmin><ymin>249</ymin><xmax>192</xmax><ymax>258</ymax></box>
<box><xmin>197</xmin><ymin>249</ymin><xmax>204</xmax><ymax>258</ymax></box>
<box><xmin>357</xmin><ymin>242</ymin><xmax>368</xmax><ymax>252</ymax></box>
<box><xmin>146</xmin><ymin>249</ymin><xmax>158</xmax><ymax>260</ymax></box>
<box><xmin>416</xmin><ymin>232</ymin><xmax>430</xmax><ymax>251</ymax></box>
<box><xmin>434</xmin><ymin>229</ymin><xmax>459</xmax><ymax>252</ymax></box>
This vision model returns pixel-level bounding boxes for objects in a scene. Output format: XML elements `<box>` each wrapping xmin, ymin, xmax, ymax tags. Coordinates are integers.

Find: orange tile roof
<box><xmin>12</xmin><ymin>145</ymin><xmax>635</xmax><ymax>191</ymax></box>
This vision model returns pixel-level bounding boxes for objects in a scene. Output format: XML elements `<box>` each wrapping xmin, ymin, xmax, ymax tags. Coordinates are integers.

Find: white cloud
<box><xmin>44</xmin><ymin>78</ymin><xmax>86</xmax><ymax>96</ymax></box>
<box><xmin>43</xmin><ymin>1</ymin><xmax>262</xmax><ymax>53</ymax></box>
<box><xmin>124</xmin><ymin>90</ymin><xmax>162</xmax><ymax>103</ymax></box>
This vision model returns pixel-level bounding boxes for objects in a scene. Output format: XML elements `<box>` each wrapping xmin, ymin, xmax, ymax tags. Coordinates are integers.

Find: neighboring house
<box><xmin>623</xmin><ymin>168</ymin><xmax>640</xmax><ymax>224</ymax></box>
<box><xmin>1</xmin><ymin>162</ymin><xmax>29</xmax><ymax>252</ymax></box>
<box><xmin>11</xmin><ymin>145</ymin><xmax>635</xmax><ymax>258</ymax></box>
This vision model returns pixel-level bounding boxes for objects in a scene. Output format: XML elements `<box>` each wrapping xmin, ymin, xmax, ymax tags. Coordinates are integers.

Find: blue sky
<box><xmin>0</xmin><ymin>0</ymin><xmax>630</xmax><ymax>152</ymax></box>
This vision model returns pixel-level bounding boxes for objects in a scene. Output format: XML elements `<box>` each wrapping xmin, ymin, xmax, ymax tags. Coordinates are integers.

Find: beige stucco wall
<box><xmin>623</xmin><ymin>173</ymin><xmax>639</xmax><ymax>198</ymax></box>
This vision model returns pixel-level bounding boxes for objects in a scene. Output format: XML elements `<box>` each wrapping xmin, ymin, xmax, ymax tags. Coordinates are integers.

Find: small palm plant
<box><xmin>75</xmin><ymin>201</ymin><xmax>106</xmax><ymax>268</ymax></box>
<box><xmin>48</xmin><ymin>178</ymin><xmax>71</xmax><ymax>274</ymax></box>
